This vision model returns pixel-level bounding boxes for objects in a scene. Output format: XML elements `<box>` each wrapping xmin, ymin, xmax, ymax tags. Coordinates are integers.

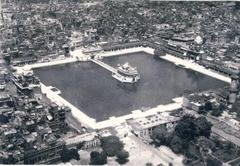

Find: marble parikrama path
<box><xmin>15</xmin><ymin>47</ymin><xmax>229</xmax><ymax>129</ymax></box>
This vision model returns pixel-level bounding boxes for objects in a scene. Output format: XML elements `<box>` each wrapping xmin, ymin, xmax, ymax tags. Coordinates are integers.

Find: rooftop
<box><xmin>127</xmin><ymin>112</ymin><xmax>180</xmax><ymax>131</ymax></box>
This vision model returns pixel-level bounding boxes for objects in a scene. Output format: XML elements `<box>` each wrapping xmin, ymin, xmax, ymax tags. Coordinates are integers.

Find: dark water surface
<box><xmin>34</xmin><ymin>52</ymin><xmax>227</xmax><ymax>121</ymax></box>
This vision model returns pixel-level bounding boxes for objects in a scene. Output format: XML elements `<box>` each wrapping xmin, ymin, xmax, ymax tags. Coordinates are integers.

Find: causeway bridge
<box><xmin>90</xmin><ymin>58</ymin><xmax>117</xmax><ymax>74</ymax></box>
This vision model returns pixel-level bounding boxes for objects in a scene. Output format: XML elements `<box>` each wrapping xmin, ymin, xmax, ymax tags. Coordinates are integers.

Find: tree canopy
<box><xmin>151</xmin><ymin>125</ymin><xmax>168</xmax><ymax>146</ymax></box>
<box><xmin>60</xmin><ymin>147</ymin><xmax>80</xmax><ymax>163</ymax></box>
<box><xmin>169</xmin><ymin>135</ymin><xmax>183</xmax><ymax>154</ymax></box>
<box><xmin>90</xmin><ymin>151</ymin><xmax>107</xmax><ymax>165</ymax></box>
<box><xmin>195</xmin><ymin>116</ymin><xmax>212</xmax><ymax>137</ymax></box>
<box><xmin>151</xmin><ymin>115</ymin><xmax>213</xmax><ymax>154</ymax></box>
<box><xmin>174</xmin><ymin>116</ymin><xmax>199</xmax><ymax>141</ymax></box>
<box><xmin>100</xmin><ymin>136</ymin><xmax>124</xmax><ymax>157</ymax></box>
<box><xmin>175</xmin><ymin>115</ymin><xmax>212</xmax><ymax>140</ymax></box>
<box><xmin>116</xmin><ymin>150</ymin><xmax>129</xmax><ymax>164</ymax></box>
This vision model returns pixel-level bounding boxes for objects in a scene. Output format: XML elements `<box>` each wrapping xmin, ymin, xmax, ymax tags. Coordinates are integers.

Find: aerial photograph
<box><xmin>1</xmin><ymin>0</ymin><xmax>240</xmax><ymax>165</ymax></box>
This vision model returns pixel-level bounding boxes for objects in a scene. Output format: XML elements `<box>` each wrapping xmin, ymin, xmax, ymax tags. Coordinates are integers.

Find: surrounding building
<box><xmin>1</xmin><ymin>1</ymin><xmax>240</xmax><ymax>165</ymax></box>
<box><xmin>127</xmin><ymin>112</ymin><xmax>180</xmax><ymax>138</ymax></box>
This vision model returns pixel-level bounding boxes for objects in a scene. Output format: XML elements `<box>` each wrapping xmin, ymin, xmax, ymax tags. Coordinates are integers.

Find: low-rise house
<box><xmin>11</xmin><ymin>57</ymin><xmax>38</xmax><ymax>67</ymax></box>
<box><xmin>47</xmin><ymin>104</ymin><xmax>70</xmax><ymax>134</ymax></box>
<box><xmin>226</xmin><ymin>119</ymin><xmax>240</xmax><ymax>131</ymax></box>
<box><xmin>0</xmin><ymin>94</ymin><xmax>71</xmax><ymax>164</ymax></box>
<box><xmin>0</xmin><ymin>93</ymin><xmax>12</xmax><ymax>107</ymax></box>
<box><xmin>183</xmin><ymin>92</ymin><xmax>214</xmax><ymax>112</ymax></box>
<box><xmin>23</xmin><ymin>134</ymin><xmax>65</xmax><ymax>164</ymax></box>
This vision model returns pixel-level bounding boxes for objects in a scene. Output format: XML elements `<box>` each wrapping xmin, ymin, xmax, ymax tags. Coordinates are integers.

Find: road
<box><xmin>122</xmin><ymin>134</ymin><xmax>184</xmax><ymax>166</ymax></box>
<box><xmin>211</xmin><ymin>126</ymin><xmax>240</xmax><ymax>146</ymax></box>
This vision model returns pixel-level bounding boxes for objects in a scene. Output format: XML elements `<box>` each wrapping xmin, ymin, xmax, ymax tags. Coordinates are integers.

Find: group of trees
<box><xmin>151</xmin><ymin>115</ymin><xmax>213</xmax><ymax>154</ymax></box>
<box><xmin>150</xmin><ymin>115</ymin><xmax>240</xmax><ymax>165</ymax></box>
<box><xmin>115</xmin><ymin>150</ymin><xmax>130</xmax><ymax>164</ymax></box>
<box><xmin>100</xmin><ymin>136</ymin><xmax>124</xmax><ymax>157</ymax></box>
<box><xmin>90</xmin><ymin>151</ymin><xmax>107</xmax><ymax>165</ymax></box>
<box><xmin>60</xmin><ymin>136</ymin><xmax>129</xmax><ymax>165</ymax></box>
<box><xmin>89</xmin><ymin>136</ymin><xmax>129</xmax><ymax>165</ymax></box>
<box><xmin>60</xmin><ymin>147</ymin><xmax>80</xmax><ymax>163</ymax></box>
<box><xmin>200</xmin><ymin>101</ymin><xmax>225</xmax><ymax>117</ymax></box>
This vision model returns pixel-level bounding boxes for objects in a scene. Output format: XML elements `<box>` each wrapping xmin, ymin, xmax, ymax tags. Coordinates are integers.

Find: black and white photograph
<box><xmin>0</xmin><ymin>0</ymin><xmax>240</xmax><ymax>165</ymax></box>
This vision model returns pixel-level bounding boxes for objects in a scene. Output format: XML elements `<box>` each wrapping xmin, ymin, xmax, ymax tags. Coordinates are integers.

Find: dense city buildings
<box><xmin>1</xmin><ymin>0</ymin><xmax>240</xmax><ymax>166</ymax></box>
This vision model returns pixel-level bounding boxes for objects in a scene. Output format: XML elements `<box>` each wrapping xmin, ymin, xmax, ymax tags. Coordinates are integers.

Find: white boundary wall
<box><xmin>14</xmin><ymin>46</ymin><xmax>230</xmax><ymax>129</ymax></box>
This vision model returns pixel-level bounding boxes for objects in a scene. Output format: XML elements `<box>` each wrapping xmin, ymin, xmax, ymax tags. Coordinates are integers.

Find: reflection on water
<box><xmin>34</xmin><ymin>52</ymin><xmax>227</xmax><ymax>121</ymax></box>
<box><xmin>116</xmin><ymin>81</ymin><xmax>138</xmax><ymax>92</ymax></box>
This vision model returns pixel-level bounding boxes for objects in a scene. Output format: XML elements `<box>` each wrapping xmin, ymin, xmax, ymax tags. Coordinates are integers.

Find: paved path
<box><xmin>160</xmin><ymin>54</ymin><xmax>231</xmax><ymax>84</ymax></box>
<box><xmin>24</xmin><ymin>57</ymin><xmax>77</xmax><ymax>69</ymax></box>
<box><xmin>90</xmin><ymin>58</ymin><xmax>117</xmax><ymax>73</ymax></box>
<box><xmin>123</xmin><ymin>134</ymin><xmax>184</xmax><ymax>166</ymax></box>
<box><xmin>96</xmin><ymin>98</ymin><xmax>182</xmax><ymax>129</ymax></box>
<box><xmin>40</xmin><ymin>83</ymin><xmax>97</xmax><ymax>129</ymax></box>
<box><xmin>98</xmin><ymin>47</ymin><xmax>230</xmax><ymax>83</ymax></box>
<box><xmin>40</xmin><ymin>82</ymin><xmax>182</xmax><ymax>130</ymax></box>
<box><xmin>14</xmin><ymin>46</ymin><xmax>231</xmax><ymax>130</ymax></box>
<box><xmin>98</xmin><ymin>47</ymin><xmax>154</xmax><ymax>57</ymax></box>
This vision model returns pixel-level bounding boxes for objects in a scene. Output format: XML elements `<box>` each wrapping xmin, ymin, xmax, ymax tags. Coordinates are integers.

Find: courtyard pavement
<box><xmin>121</xmin><ymin>134</ymin><xmax>184</xmax><ymax>166</ymax></box>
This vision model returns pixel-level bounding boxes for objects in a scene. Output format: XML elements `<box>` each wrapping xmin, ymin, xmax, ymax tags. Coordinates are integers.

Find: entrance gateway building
<box><xmin>127</xmin><ymin>112</ymin><xmax>180</xmax><ymax>138</ymax></box>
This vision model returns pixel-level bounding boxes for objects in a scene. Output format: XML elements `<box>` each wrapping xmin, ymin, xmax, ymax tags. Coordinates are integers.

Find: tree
<box><xmin>211</xmin><ymin>108</ymin><xmax>223</xmax><ymax>117</ymax></box>
<box><xmin>116</xmin><ymin>150</ymin><xmax>129</xmax><ymax>164</ymax></box>
<box><xmin>195</xmin><ymin>117</ymin><xmax>212</xmax><ymax>138</ymax></box>
<box><xmin>76</xmin><ymin>142</ymin><xmax>85</xmax><ymax>150</ymax></box>
<box><xmin>170</xmin><ymin>115</ymin><xmax>213</xmax><ymax>155</ymax></box>
<box><xmin>90</xmin><ymin>151</ymin><xmax>100</xmax><ymax>159</ymax></box>
<box><xmin>174</xmin><ymin>115</ymin><xmax>198</xmax><ymax>141</ymax></box>
<box><xmin>235</xmin><ymin>1</ymin><xmax>240</xmax><ymax>10</ymax></box>
<box><xmin>151</xmin><ymin>125</ymin><xmax>168</xmax><ymax>146</ymax></box>
<box><xmin>100</xmin><ymin>136</ymin><xmax>124</xmax><ymax>156</ymax></box>
<box><xmin>204</xmin><ymin>101</ymin><xmax>212</xmax><ymax>111</ymax></box>
<box><xmin>157</xmin><ymin>164</ymin><xmax>164</xmax><ymax>166</ymax></box>
<box><xmin>169</xmin><ymin>135</ymin><xmax>183</xmax><ymax>154</ymax></box>
<box><xmin>60</xmin><ymin>147</ymin><xmax>80</xmax><ymax>163</ymax></box>
<box><xmin>175</xmin><ymin>115</ymin><xmax>212</xmax><ymax>141</ymax></box>
<box><xmin>206</xmin><ymin>157</ymin><xmax>222</xmax><ymax>166</ymax></box>
<box><xmin>145</xmin><ymin>162</ymin><xmax>153</xmax><ymax>166</ymax></box>
<box><xmin>90</xmin><ymin>151</ymin><xmax>107</xmax><ymax>165</ymax></box>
